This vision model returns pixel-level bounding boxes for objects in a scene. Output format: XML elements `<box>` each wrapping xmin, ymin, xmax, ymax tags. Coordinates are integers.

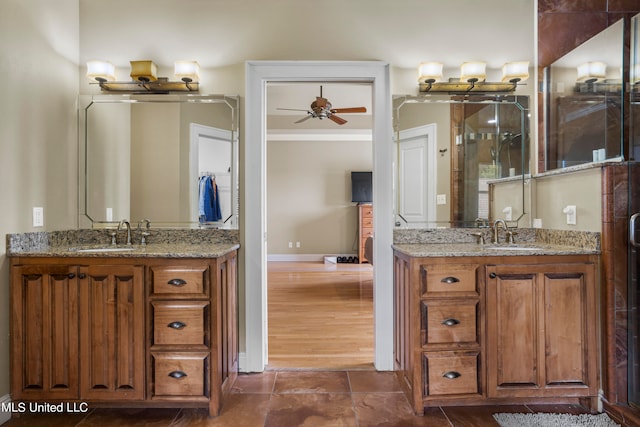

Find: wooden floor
<box><xmin>267</xmin><ymin>261</ymin><xmax>374</xmax><ymax>370</ymax></box>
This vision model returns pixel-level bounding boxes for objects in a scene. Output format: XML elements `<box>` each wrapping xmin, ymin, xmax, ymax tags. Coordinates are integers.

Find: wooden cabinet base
<box><xmin>10</xmin><ymin>253</ymin><xmax>238</xmax><ymax>417</ymax></box>
<box><xmin>393</xmin><ymin>251</ymin><xmax>599</xmax><ymax>416</ymax></box>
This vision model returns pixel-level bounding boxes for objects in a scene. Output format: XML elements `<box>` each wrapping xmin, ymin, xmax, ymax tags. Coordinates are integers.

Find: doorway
<box><xmin>244</xmin><ymin>61</ymin><xmax>393</xmax><ymax>372</ymax></box>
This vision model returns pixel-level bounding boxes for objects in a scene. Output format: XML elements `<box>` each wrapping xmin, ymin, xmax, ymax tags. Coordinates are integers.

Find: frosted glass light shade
<box><xmin>86</xmin><ymin>61</ymin><xmax>115</xmax><ymax>82</ymax></box>
<box><xmin>502</xmin><ymin>61</ymin><xmax>529</xmax><ymax>82</ymax></box>
<box><xmin>174</xmin><ymin>61</ymin><xmax>200</xmax><ymax>82</ymax></box>
<box><xmin>417</xmin><ymin>62</ymin><xmax>443</xmax><ymax>83</ymax></box>
<box><xmin>460</xmin><ymin>61</ymin><xmax>486</xmax><ymax>82</ymax></box>
<box><xmin>130</xmin><ymin>60</ymin><xmax>158</xmax><ymax>82</ymax></box>
<box><xmin>576</xmin><ymin>61</ymin><xmax>607</xmax><ymax>82</ymax></box>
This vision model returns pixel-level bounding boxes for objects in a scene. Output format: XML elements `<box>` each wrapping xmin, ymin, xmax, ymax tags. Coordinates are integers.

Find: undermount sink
<box><xmin>70</xmin><ymin>246</ymin><xmax>136</xmax><ymax>253</ymax></box>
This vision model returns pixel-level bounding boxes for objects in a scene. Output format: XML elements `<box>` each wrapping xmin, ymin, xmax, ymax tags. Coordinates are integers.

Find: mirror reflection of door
<box><xmin>190</xmin><ymin>123</ymin><xmax>235</xmax><ymax>226</ymax></box>
<box><xmin>397</xmin><ymin>124</ymin><xmax>436</xmax><ymax>227</ymax></box>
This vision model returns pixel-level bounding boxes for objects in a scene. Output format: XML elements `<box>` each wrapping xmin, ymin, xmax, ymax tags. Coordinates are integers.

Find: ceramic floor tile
<box><xmin>265</xmin><ymin>393</ymin><xmax>356</xmax><ymax>427</ymax></box>
<box><xmin>352</xmin><ymin>393</ymin><xmax>451</xmax><ymax>427</ymax></box>
<box><xmin>348</xmin><ymin>370</ymin><xmax>403</xmax><ymax>393</ymax></box>
<box><xmin>232</xmin><ymin>371</ymin><xmax>277</xmax><ymax>394</ymax></box>
<box><xmin>171</xmin><ymin>394</ymin><xmax>271</xmax><ymax>427</ymax></box>
<box><xmin>442</xmin><ymin>405</ymin><xmax>529</xmax><ymax>427</ymax></box>
<box><xmin>77</xmin><ymin>407</ymin><xmax>181</xmax><ymax>426</ymax></box>
<box><xmin>273</xmin><ymin>371</ymin><xmax>351</xmax><ymax>394</ymax></box>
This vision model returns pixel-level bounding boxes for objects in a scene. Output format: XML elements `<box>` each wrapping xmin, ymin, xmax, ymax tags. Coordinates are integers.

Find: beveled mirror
<box><xmin>79</xmin><ymin>94</ymin><xmax>239</xmax><ymax>228</ymax></box>
<box><xmin>393</xmin><ymin>94</ymin><xmax>530</xmax><ymax>228</ymax></box>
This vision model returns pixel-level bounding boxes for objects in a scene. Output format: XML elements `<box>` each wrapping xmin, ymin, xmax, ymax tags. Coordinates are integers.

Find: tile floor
<box><xmin>2</xmin><ymin>370</ymin><xmax>592</xmax><ymax>426</ymax></box>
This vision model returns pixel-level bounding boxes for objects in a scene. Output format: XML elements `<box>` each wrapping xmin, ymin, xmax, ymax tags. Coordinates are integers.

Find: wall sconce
<box><xmin>174</xmin><ymin>61</ymin><xmax>200</xmax><ymax>83</ymax></box>
<box><xmin>633</xmin><ymin>63</ymin><xmax>640</xmax><ymax>85</ymax></box>
<box><xmin>502</xmin><ymin>61</ymin><xmax>529</xmax><ymax>83</ymax></box>
<box><xmin>86</xmin><ymin>60</ymin><xmax>116</xmax><ymax>83</ymax></box>
<box><xmin>577</xmin><ymin>61</ymin><xmax>607</xmax><ymax>83</ymax></box>
<box><xmin>460</xmin><ymin>61</ymin><xmax>487</xmax><ymax>83</ymax></box>
<box><xmin>86</xmin><ymin>59</ymin><xmax>200</xmax><ymax>93</ymax></box>
<box><xmin>418</xmin><ymin>62</ymin><xmax>444</xmax><ymax>88</ymax></box>
<box><xmin>418</xmin><ymin>60</ymin><xmax>522</xmax><ymax>93</ymax></box>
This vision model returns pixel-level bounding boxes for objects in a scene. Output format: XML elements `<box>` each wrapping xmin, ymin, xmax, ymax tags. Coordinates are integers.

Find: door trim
<box><xmin>244</xmin><ymin>60</ymin><xmax>393</xmax><ymax>372</ymax></box>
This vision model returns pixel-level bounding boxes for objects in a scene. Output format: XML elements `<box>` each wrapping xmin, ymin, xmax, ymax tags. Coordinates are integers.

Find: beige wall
<box><xmin>0</xmin><ymin>0</ymin><xmax>79</xmax><ymax>399</ymax></box>
<box><xmin>533</xmin><ymin>168</ymin><xmax>602</xmax><ymax>231</ymax></box>
<box><xmin>267</xmin><ymin>139</ymin><xmax>372</xmax><ymax>256</ymax></box>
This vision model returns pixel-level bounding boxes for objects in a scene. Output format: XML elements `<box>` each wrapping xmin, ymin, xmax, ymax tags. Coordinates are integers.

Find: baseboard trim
<box><xmin>267</xmin><ymin>254</ymin><xmax>356</xmax><ymax>262</ymax></box>
<box><xmin>0</xmin><ymin>394</ymin><xmax>12</xmax><ymax>425</ymax></box>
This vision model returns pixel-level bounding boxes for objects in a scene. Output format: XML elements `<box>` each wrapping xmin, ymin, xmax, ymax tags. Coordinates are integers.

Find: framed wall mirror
<box><xmin>393</xmin><ymin>94</ymin><xmax>530</xmax><ymax>228</ymax></box>
<box><xmin>79</xmin><ymin>94</ymin><xmax>239</xmax><ymax>229</ymax></box>
<box><xmin>544</xmin><ymin>19</ymin><xmax>624</xmax><ymax>171</ymax></box>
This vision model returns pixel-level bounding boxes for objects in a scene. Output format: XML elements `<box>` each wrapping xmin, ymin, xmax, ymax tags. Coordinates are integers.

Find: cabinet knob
<box><xmin>489</xmin><ymin>272</ymin><xmax>497</xmax><ymax>279</ymax></box>
<box><xmin>441</xmin><ymin>276</ymin><xmax>460</xmax><ymax>284</ymax></box>
<box><xmin>441</xmin><ymin>318</ymin><xmax>460</xmax><ymax>327</ymax></box>
<box><xmin>443</xmin><ymin>371</ymin><xmax>461</xmax><ymax>380</ymax></box>
<box><xmin>167</xmin><ymin>278</ymin><xmax>187</xmax><ymax>287</ymax></box>
<box><xmin>78</xmin><ymin>273</ymin><xmax>86</xmax><ymax>279</ymax></box>
<box><xmin>167</xmin><ymin>321</ymin><xmax>187</xmax><ymax>330</ymax></box>
<box><xmin>67</xmin><ymin>273</ymin><xmax>76</xmax><ymax>279</ymax></box>
<box><xmin>168</xmin><ymin>370</ymin><xmax>187</xmax><ymax>379</ymax></box>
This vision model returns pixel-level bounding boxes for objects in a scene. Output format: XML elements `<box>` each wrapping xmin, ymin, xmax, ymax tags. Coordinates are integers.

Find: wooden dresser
<box><xmin>358</xmin><ymin>204</ymin><xmax>373</xmax><ymax>263</ymax></box>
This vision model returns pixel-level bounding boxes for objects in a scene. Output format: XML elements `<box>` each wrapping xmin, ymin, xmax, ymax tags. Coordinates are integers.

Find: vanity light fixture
<box><xmin>502</xmin><ymin>61</ymin><xmax>529</xmax><ymax>83</ymax></box>
<box><xmin>418</xmin><ymin>60</ymin><xmax>523</xmax><ymax>93</ymax></box>
<box><xmin>86</xmin><ymin>60</ymin><xmax>116</xmax><ymax>83</ymax></box>
<box><xmin>87</xmin><ymin>59</ymin><xmax>200</xmax><ymax>93</ymax></box>
<box><xmin>576</xmin><ymin>61</ymin><xmax>607</xmax><ymax>83</ymax></box>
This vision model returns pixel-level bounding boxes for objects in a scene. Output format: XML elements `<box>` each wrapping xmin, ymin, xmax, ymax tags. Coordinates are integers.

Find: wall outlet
<box><xmin>33</xmin><ymin>207</ymin><xmax>44</xmax><ymax>227</ymax></box>
<box><xmin>296</xmin><ymin>241</ymin><xmax>301</xmax><ymax>248</ymax></box>
<box><xmin>106</xmin><ymin>207</ymin><xmax>113</xmax><ymax>222</ymax></box>
<box><xmin>288</xmin><ymin>242</ymin><xmax>293</xmax><ymax>248</ymax></box>
<box><xmin>436</xmin><ymin>194</ymin><xmax>446</xmax><ymax>205</ymax></box>
<box><xmin>533</xmin><ymin>218</ymin><xmax>542</xmax><ymax>228</ymax></box>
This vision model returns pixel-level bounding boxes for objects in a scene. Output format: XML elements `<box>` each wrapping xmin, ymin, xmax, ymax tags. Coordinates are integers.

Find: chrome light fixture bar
<box><xmin>418</xmin><ymin>61</ymin><xmax>529</xmax><ymax>93</ymax></box>
<box><xmin>87</xmin><ymin>60</ymin><xmax>200</xmax><ymax>93</ymax></box>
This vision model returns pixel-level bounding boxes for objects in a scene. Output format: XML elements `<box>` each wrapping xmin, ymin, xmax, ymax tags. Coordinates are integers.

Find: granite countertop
<box><xmin>7</xmin><ymin>229</ymin><xmax>240</xmax><ymax>259</ymax></box>
<box><xmin>392</xmin><ymin>242</ymin><xmax>599</xmax><ymax>258</ymax></box>
<box><xmin>9</xmin><ymin>242</ymin><xmax>240</xmax><ymax>258</ymax></box>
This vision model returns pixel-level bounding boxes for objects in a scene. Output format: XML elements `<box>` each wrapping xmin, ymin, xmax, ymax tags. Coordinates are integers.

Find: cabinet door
<box><xmin>11</xmin><ymin>265</ymin><xmax>79</xmax><ymax>400</ymax></box>
<box><xmin>486</xmin><ymin>262</ymin><xmax>597</xmax><ymax>398</ymax></box>
<box><xmin>79</xmin><ymin>264</ymin><xmax>145</xmax><ymax>400</ymax></box>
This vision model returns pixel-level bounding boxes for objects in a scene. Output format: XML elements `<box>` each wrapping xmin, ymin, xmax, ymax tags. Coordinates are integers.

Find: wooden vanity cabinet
<box><xmin>10</xmin><ymin>251</ymin><xmax>238</xmax><ymax>417</ymax></box>
<box><xmin>393</xmin><ymin>251</ymin><xmax>599</xmax><ymax>415</ymax></box>
<box><xmin>486</xmin><ymin>261</ymin><xmax>598</xmax><ymax>404</ymax></box>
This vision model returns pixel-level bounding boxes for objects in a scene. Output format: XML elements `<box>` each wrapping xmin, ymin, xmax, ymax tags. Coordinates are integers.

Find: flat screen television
<box><xmin>351</xmin><ymin>171</ymin><xmax>372</xmax><ymax>203</ymax></box>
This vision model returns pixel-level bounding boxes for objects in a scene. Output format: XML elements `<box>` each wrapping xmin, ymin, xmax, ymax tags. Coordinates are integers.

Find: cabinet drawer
<box><xmin>361</xmin><ymin>227</ymin><xmax>373</xmax><ymax>239</ymax></box>
<box><xmin>421</xmin><ymin>264</ymin><xmax>478</xmax><ymax>296</ymax></box>
<box><xmin>153</xmin><ymin>352</ymin><xmax>208</xmax><ymax>398</ymax></box>
<box><xmin>422</xmin><ymin>300</ymin><xmax>478</xmax><ymax>346</ymax></box>
<box><xmin>423</xmin><ymin>351</ymin><xmax>479</xmax><ymax>397</ymax></box>
<box><xmin>360</xmin><ymin>205</ymin><xmax>373</xmax><ymax>217</ymax></box>
<box><xmin>153</xmin><ymin>301</ymin><xmax>208</xmax><ymax>346</ymax></box>
<box><xmin>151</xmin><ymin>266</ymin><xmax>208</xmax><ymax>297</ymax></box>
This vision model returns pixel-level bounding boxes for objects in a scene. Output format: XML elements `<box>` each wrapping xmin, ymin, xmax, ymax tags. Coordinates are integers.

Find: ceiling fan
<box><xmin>277</xmin><ymin>86</ymin><xmax>367</xmax><ymax>125</ymax></box>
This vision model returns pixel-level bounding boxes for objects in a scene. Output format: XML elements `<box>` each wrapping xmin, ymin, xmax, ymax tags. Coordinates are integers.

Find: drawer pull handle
<box><xmin>443</xmin><ymin>371</ymin><xmax>461</xmax><ymax>380</ymax></box>
<box><xmin>167</xmin><ymin>278</ymin><xmax>187</xmax><ymax>287</ymax></box>
<box><xmin>167</xmin><ymin>321</ymin><xmax>186</xmax><ymax>330</ymax></box>
<box><xmin>441</xmin><ymin>276</ymin><xmax>460</xmax><ymax>284</ymax></box>
<box><xmin>441</xmin><ymin>318</ymin><xmax>460</xmax><ymax>327</ymax></box>
<box><xmin>168</xmin><ymin>371</ymin><xmax>187</xmax><ymax>379</ymax></box>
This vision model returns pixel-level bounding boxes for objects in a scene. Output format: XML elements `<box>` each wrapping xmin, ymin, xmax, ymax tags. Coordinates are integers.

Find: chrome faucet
<box><xmin>492</xmin><ymin>219</ymin><xmax>507</xmax><ymax>244</ymax></box>
<box><xmin>137</xmin><ymin>219</ymin><xmax>151</xmax><ymax>245</ymax></box>
<box><xmin>117</xmin><ymin>219</ymin><xmax>132</xmax><ymax>246</ymax></box>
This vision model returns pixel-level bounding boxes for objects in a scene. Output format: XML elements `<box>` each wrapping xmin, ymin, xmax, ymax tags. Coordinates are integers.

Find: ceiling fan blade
<box><xmin>331</xmin><ymin>106</ymin><xmax>367</xmax><ymax>114</ymax></box>
<box><xmin>277</xmin><ymin>107</ymin><xmax>310</xmax><ymax>112</ymax></box>
<box><xmin>328</xmin><ymin>114</ymin><xmax>348</xmax><ymax>125</ymax></box>
<box><xmin>294</xmin><ymin>115</ymin><xmax>313</xmax><ymax>124</ymax></box>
